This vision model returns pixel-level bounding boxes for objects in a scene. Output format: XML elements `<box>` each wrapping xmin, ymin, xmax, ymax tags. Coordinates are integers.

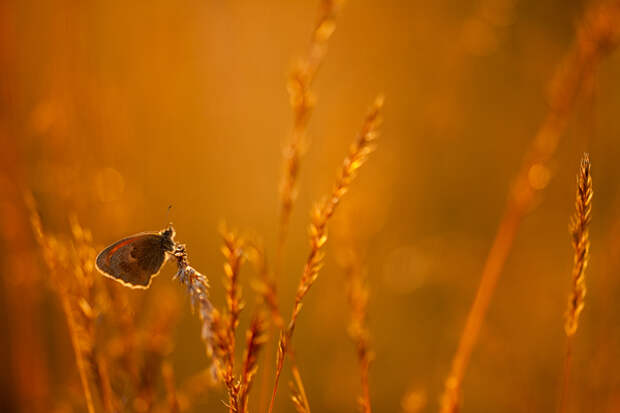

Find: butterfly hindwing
<box><xmin>95</xmin><ymin>233</ymin><xmax>168</xmax><ymax>288</ymax></box>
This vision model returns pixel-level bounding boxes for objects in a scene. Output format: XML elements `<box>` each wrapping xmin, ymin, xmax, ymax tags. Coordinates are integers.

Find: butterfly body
<box><xmin>95</xmin><ymin>226</ymin><xmax>176</xmax><ymax>288</ymax></box>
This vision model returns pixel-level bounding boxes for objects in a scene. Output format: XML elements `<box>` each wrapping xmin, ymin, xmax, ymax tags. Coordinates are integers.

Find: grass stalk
<box><xmin>276</xmin><ymin>0</ymin><xmax>343</xmax><ymax>277</ymax></box>
<box><xmin>439</xmin><ymin>3</ymin><xmax>620</xmax><ymax>411</ymax></box>
<box><xmin>268</xmin><ymin>96</ymin><xmax>383</xmax><ymax>413</ymax></box>
<box><xmin>345</xmin><ymin>249</ymin><xmax>373</xmax><ymax>413</ymax></box>
<box><xmin>26</xmin><ymin>198</ymin><xmax>97</xmax><ymax>413</ymax></box>
<box><xmin>238</xmin><ymin>313</ymin><xmax>268</xmax><ymax>413</ymax></box>
<box><xmin>558</xmin><ymin>153</ymin><xmax>592</xmax><ymax>413</ymax></box>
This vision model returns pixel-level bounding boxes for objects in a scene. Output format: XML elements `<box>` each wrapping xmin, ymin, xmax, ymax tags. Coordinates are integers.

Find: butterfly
<box><xmin>95</xmin><ymin>226</ymin><xmax>176</xmax><ymax>289</ymax></box>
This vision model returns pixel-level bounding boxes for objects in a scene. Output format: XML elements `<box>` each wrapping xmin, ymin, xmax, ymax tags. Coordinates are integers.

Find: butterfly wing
<box><xmin>95</xmin><ymin>233</ymin><xmax>168</xmax><ymax>288</ymax></box>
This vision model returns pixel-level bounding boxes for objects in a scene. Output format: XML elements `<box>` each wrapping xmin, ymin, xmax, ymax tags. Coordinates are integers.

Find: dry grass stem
<box><xmin>219</xmin><ymin>228</ymin><xmax>246</xmax><ymax>412</ymax></box>
<box><xmin>277</xmin><ymin>0</ymin><xmax>343</xmax><ymax>273</ymax></box>
<box><xmin>439</xmin><ymin>3</ymin><xmax>620</xmax><ymax>412</ymax></box>
<box><xmin>558</xmin><ymin>153</ymin><xmax>593</xmax><ymax>413</ymax></box>
<box><xmin>96</xmin><ymin>357</ymin><xmax>115</xmax><ymax>413</ymax></box>
<box><xmin>172</xmin><ymin>243</ymin><xmax>215</xmax><ymax>358</ymax></box>
<box><xmin>26</xmin><ymin>196</ymin><xmax>110</xmax><ymax>413</ymax></box>
<box><xmin>238</xmin><ymin>313</ymin><xmax>268</xmax><ymax>413</ymax></box>
<box><xmin>210</xmin><ymin>309</ymin><xmax>236</xmax><ymax>391</ymax></box>
<box><xmin>289</xmin><ymin>365</ymin><xmax>311</xmax><ymax>413</ymax></box>
<box><xmin>222</xmin><ymin>228</ymin><xmax>246</xmax><ymax>343</ymax></box>
<box><xmin>268</xmin><ymin>2</ymin><xmax>343</xmax><ymax>409</ymax></box>
<box><xmin>57</xmin><ymin>279</ymin><xmax>97</xmax><ymax>413</ymax></box>
<box><xmin>268</xmin><ymin>96</ymin><xmax>383</xmax><ymax>413</ymax></box>
<box><xmin>345</xmin><ymin>251</ymin><xmax>373</xmax><ymax>413</ymax></box>
<box><xmin>181</xmin><ymin>228</ymin><xmax>246</xmax><ymax>412</ymax></box>
<box><xmin>565</xmin><ymin>154</ymin><xmax>592</xmax><ymax>336</ymax></box>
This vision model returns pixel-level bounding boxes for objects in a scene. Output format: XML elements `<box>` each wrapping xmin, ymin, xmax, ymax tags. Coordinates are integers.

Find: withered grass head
<box><xmin>565</xmin><ymin>153</ymin><xmax>592</xmax><ymax>336</ymax></box>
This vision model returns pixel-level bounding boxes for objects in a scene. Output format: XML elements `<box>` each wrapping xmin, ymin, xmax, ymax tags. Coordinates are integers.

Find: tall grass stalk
<box><xmin>440</xmin><ymin>3</ymin><xmax>620</xmax><ymax>411</ymax></box>
<box><xmin>558</xmin><ymin>154</ymin><xmax>592</xmax><ymax>413</ymax></box>
<box><xmin>267</xmin><ymin>96</ymin><xmax>383</xmax><ymax>413</ymax></box>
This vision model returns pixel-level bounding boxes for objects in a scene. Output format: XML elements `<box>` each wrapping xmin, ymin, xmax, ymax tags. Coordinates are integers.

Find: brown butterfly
<box><xmin>95</xmin><ymin>226</ymin><xmax>176</xmax><ymax>289</ymax></box>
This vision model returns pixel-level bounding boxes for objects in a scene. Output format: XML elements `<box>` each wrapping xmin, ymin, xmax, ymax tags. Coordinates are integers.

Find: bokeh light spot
<box><xmin>528</xmin><ymin>163</ymin><xmax>551</xmax><ymax>190</ymax></box>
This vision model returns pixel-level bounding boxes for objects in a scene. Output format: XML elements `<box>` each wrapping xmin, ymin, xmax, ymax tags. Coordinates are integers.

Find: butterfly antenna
<box><xmin>166</xmin><ymin>205</ymin><xmax>174</xmax><ymax>230</ymax></box>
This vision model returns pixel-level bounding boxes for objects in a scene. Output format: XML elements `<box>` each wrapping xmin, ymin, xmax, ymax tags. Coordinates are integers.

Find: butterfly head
<box><xmin>160</xmin><ymin>224</ymin><xmax>176</xmax><ymax>253</ymax></box>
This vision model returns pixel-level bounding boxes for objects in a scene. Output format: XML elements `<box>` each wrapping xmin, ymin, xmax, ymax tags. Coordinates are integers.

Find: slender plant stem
<box><xmin>558</xmin><ymin>338</ymin><xmax>574</xmax><ymax>413</ymax></box>
<box><xmin>59</xmin><ymin>289</ymin><xmax>96</xmax><ymax>413</ymax></box>
<box><xmin>440</xmin><ymin>3</ymin><xmax>620</xmax><ymax>411</ymax></box>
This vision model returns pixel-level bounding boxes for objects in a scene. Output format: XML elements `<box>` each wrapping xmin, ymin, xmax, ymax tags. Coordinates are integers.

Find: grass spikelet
<box><xmin>210</xmin><ymin>308</ymin><xmax>240</xmax><ymax>411</ymax></box>
<box><xmin>268</xmin><ymin>96</ymin><xmax>383</xmax><ymax>413</ymax></box>
<box><xmin>218</xmin><ymin>227</ymin><xmax>246</xmax><ymax>412</ymax></box>
<box><xmin>221</xmin><ymin>227</ymin><xmax>246</xmax><ymax>340</ymax></box>
<box><xmin>289</xmin><ymin>365</ymin><xmax>311</xmax><ymax>413</ymax></box>
<box><xmin>292</xmin><ymin>96</ymin><xmax>382</xmax><ymax>315</ymax></box>
<box><xmin>238</xmin><ymin>313</ymin><xmax>268</xmax><ymax>413</ymax></box>
<box><xmin>558</xmin><ymin>153</ymin><xmax>593</xmax><ymax>413</ymax></box>
<box><xmin>565</xmin><ymin>153</ymin><xmax>592</xmax><ymax>336</ymax></box>
<box><xmin>268</xmin><ymin>2</ymin><xmax>344</xmax><ymax>408</ymax></box>
<box><xmin>277</xmin><ymin>0</ymin><xmax>343</xmax><ymax>271</ymax></box>
<box><xmin>172</xmin><ymin>243</ymin><xmax>215</xmax><ymax>358</ymax></box>
<box><xmin>439</xmin><ymin>3</ymin><xmax>620</xmax><ymax>411</ymax></box>
<box><xmin>210</xmin><ymin>308</ymin><xmax>234</xmax><ymax>379</ymax></box>
<box><xmin>202</xmin><ymin>227</ymin><xmax>247</xmax><ymax>413</ymax></box>
<box><xmin>345</xmin><ymin>250</ymin><xmax>373</xmax><ymax>413</ymax></box>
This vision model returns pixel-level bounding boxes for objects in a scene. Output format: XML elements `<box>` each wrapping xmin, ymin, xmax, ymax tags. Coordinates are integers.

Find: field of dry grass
<box><xmin>2</xmin><ymin>0</ymin><xmax>620</xmax><ymax>412</ymax></box>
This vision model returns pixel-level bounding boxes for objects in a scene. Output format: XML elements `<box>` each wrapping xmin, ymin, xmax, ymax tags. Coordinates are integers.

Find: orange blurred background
<box><xmin>1</xmin><ymin>0</ymin><xmax>620</xmax><ymax>412</ymax></box>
